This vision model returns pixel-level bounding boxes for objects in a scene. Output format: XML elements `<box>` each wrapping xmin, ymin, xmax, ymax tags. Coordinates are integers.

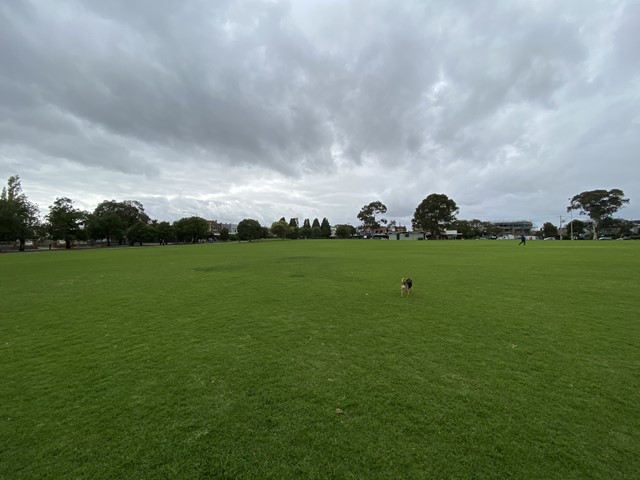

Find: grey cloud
<box><xmin>2</xmin><ymin>0</ymin><xmax>336</xmax><ymax>175</ymax></box>
<box><xmin>612</xmin><ymin>2</ymin><xmax>640</xmax><ymax>75</ymax></box>
<box><xmin>1</xmin><ymin>0</ymin><xmax>638</xmax><ymax>227</ymax></box>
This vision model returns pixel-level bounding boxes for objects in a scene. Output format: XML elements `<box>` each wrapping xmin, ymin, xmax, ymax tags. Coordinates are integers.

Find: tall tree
<box><xmin>567</xmin><ymin>189</ymin><xmax>629</xmax><ymax>240</ymax></box>
<box><xmin>452</xmin><ymin>219</ymin><xmax>488</xmax><ymax>239</ymax></box>
<box><xmin>287</xmin><ymin>217</ymin><xmax>299</xmax><ymax>239</ymax></box>
<box><xmin>0</xmin><ymin>175</ymin><xmax>40</xmax><ymax>251</ymax></box>
<box><xmin>565</xmin><ymin>219</ymin><xmax>585</xmax><ymax>239</ymax></box>
<box><xmin>155</xmin><ymin>221</ymin><xmax>174</xmax><ymax>244</ymax></box>
<box><xmin>412</xmin><ymin>194</ymin><xmax>459</xmax><ymax>237</ymax></box>
<box><xmin>270</xmin><ymin>220</ymin><xmax>290</xmax><ymax>239</ymax></box>
<box><xmin>335</xmin><ymin>224</ymin><xmax>355</xmax><ymax>239</ymax></box>
<box><xmin>612</xmin><ymin>219</ymin><xmax>633</xmax><ymax>238</ymax></box>
<box><xmin>237</xmin><ymin>219</ymin><xmax>262</xmax><ymax>242</ymax></box>
<box><xmin>173</xmin><ymin>216</ymin><xmax>210</xmax><ymax>243</ymax></box>
<box><xmin>453</xmin><ymin>219</ymin><xmax>473</xmax><ymax>239</ymax></box>
<box><xmin>47</xmin><ymin>197</ymin><xmax>87</xmax><ymax>249</ymax></box>
<box><xmin>300</xmin><ymin>218</ymin><xmax>312</xmax><ymax>239</ymax></box>
<box><xmin>85</xmin><ymin>212</ymin><xmax>123</xmax><ymax>246</ymax></box>
<box><xmin>541</xmin><ymin>222</ymin><xmax>559</xmax><ymax>239</ymax></box>
<box><xmin>91</xmin><ymin>200</ymin><xmax>150</xmax><ymax>245</ymax></box>
<box><xmin>320</xmin><ymin>217</ymin><xmax>331</xmax><ymax>238</ymax></box>
<box><xmin>357</xmin><ymin>201</ymin><xmax>387</xmax><ymax>230</ymax></box>
<box><xmin>126</xmin><ymin>222</ymin><xmax>151</xmax><ymax>246</ymax></box>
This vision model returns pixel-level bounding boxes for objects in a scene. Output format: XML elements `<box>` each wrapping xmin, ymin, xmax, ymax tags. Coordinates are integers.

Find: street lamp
<box><xmin>559</xmin><ymin>216</ymin><xmax>563</xmax><ymax>240</ymax></box>
<box><xmin>568</xmin><ymin>198</ymin><xmax>573</xmax><ymax>240</ymax></box>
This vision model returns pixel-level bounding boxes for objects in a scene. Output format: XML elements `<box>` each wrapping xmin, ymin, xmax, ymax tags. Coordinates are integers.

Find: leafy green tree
<box><xmin>470</xmin><ymin>219</ymin><xmax>487</xmax><ymax>236</ymax></box>
<box><xmin>237</xmin><ymin>219</ymin><xmax>262</xmax><ymax>242</ymax></box>
<box><xmin>614</xmin><ymin>219</ymin><xmax>633</xmax><ymax>238</ymax></box>
<box><xmin>287</xmin><ymin>218</ymin><xmax>299</xmax><ymax>239</ymax></box>
<box><xmin>541</xmin><ymin>222</ymin><xmax>559</xmax><ymax>238</ymax></box>
<box><xmin>454</xmin><ymin>219</ymin><xmax>486</xmax><ymax>239</ymax></box>
<box><xmin>567</xmin><ymin>189</ymin><xmax>629</xmax><ymax>240</ymax></box>
<box><xmin>565</xmin><ymin>219</ymin><xmax>585</xmax><ymax>239</ymax></box>
<box><xmin>320</xmin><ymin>217</ymin><xmax>331</xmax><ymax>238</ymax></box>
<box><xmin>47</xmin><ymin>197</ymin><xmax>87</xmax><ymax>249</ymax></box>
<box><xmin>311</xmin><ymin>226</ymin><xmax>322</xmax><ymax>238</ymax></box>
<box><xmin>357</xmin><ymin>201</ymin><xmax>387</xmax><ymax>229</ymax></box>
<box><xmin>412</xmin><ymin>194</ymin><xmax>459</xmax><ymax>237</ymax></box>
<box><xmin>300</xmin><ymin>219</ymin><xmax>312</xmax><ymax>239</ymax></box>
<box><xmin>0</xmin><ymin>175</ymin><xmax>40</xmax><ymax>251</ymax></box>
<box><xmin>453</xmin><ymin>220</ymin><xmax>473</xmax><ymax>239</ymax></box>
<box><xmin>85</xmin><ymin>212</ymin><xmax>123</xmax><ymax>246</ymax></box>
<box><xmin>127</xmin><ymin>222</ymin><xmax>152</xmax><ymax>246</ymax></box>
<box><xmin>270</xmin><ymin>220</ymin><xmax>290</xmax><ymax>239</ymax></box>
<box><xmin>335</xmin><ymin>224</ymin><xmax>355</xmax><ymax>239</ymax></box>
<box><xmin>599</xmin><ymin>217</ymin><xmax>633</xmax><ymax>239</ymax></box>
<box><xmin>173</xmin><ymin>216</ymin><xmax>210</xmax><ymax>243</ymax></box>
<box><xmin>219</xmin><ymin>227</ymin><xmax>230</xmax><ymax>242</ymax></box>
<box><xmin>91</xmin><ymin>200</ymin><xmax>150</xmax><ymax>245</ymax></box>
<box><xmin>312</xmin><ymin>218</ymin><xmax>321</xmax><ymax>229</ymax></box>
<box><xmin>155</xmin><ymin>221</ymin><xmax>173</xmax><ymax>244</ymax></box>
<box><xmin>146</xmin><ymin>220</ymin><xmax>159</xmax><ymax>244</ymax></box>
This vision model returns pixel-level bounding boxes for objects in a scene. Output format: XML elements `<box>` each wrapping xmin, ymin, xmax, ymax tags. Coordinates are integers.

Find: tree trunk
<box><xmin>592</xmin><ymin>221</ymin><xmax>598</xmax><ymax>240</ymax></box>
<box><xmin>19</xmin><ymin>238</ymin><xmax>25</xmax><ymax>252</ymax></box>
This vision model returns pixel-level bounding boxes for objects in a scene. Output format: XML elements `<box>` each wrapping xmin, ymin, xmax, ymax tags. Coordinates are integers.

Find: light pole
<box><xmin>568</xmin><ymin>198</ymin><xmax>574</xmax><ymax>240</ymax></box>
<box><xmin>559</xmin><ymin>216</ymin><xmax>563</xmax><ymax>240</ymax></box>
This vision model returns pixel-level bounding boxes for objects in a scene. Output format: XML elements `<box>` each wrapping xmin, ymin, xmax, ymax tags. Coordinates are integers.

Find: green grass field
<box><xmin>1</xmin><ymin>240</ymin><xmax>639</xmax><ymax>479</ymax></box>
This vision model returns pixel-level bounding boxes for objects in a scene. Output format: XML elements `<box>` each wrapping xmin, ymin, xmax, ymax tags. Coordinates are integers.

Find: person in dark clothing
<box><xmin>519</xmin><ymin>234</ymin><xmax>526</xmax><ymax>245</ymax></box>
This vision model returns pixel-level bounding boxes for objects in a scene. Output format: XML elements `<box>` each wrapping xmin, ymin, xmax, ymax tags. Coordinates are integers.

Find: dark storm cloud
<box><xmin>0</xmin><ymin>1</ymin><xmax>601</xmax><ymax>170</ymax></box>
<box><xmin>0</xmin><ymin>0</ymin><xmax>638</xmax><ymax>225</ymax></box>
<box><xmin>1</xmin><ymin>0</ymin><xmax>338</xmax><ymax>175</ymax></box>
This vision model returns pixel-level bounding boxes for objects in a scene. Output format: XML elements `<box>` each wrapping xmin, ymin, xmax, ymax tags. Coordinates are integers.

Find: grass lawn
<box><xmin>1</xmin><ymin>240</ymin><xmax>639</xmax><ymax>479</ymax></box>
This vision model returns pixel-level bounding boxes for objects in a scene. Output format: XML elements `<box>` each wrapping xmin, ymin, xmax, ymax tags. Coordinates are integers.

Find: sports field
<box><xmin>1</xmin><ymin>240</ymin><xmax>639</xmax><ymax>479</ymax></box>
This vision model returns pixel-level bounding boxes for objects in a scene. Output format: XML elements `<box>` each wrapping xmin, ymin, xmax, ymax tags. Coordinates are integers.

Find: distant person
<box><xmin>519</xmin><ymin>234</ymin><xmax>526</xmax><ymax>246</ymax></box>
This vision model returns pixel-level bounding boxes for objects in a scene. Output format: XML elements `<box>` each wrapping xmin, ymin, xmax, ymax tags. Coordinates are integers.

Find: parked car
<box><xmin>598</xmin><ymin>236</ymin><xmax>612</xmax><ymax>240</ymax></box>
<box><xmin>543</xmin><ymin>237</ymin><xmax>555</xmax><ymax>240</ymax></box>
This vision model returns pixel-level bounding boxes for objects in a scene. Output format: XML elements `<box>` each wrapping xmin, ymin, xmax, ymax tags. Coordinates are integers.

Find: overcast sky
<box><xmin>1</xmin><ymin>0</ymin><xmax>638</xmax><ymax>228</ymax></box>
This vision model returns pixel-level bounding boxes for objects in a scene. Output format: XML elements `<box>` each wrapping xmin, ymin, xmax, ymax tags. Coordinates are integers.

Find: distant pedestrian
<box><xmin>519</xmin><ymin>234</ymin><xmax>526</xmax><ymax>246</ymax></box>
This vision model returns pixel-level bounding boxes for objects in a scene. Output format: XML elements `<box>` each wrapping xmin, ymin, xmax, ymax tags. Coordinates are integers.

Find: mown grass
<box><xmin>1</xmin><ymin>240</ymin><xmax>639</xmax><ymax>479</ymax></box>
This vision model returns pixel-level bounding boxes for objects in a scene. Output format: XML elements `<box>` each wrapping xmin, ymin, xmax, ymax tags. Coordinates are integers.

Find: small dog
<box><xmin>401</xmin><ymin>277</ymin><xmax>413</xmax><ymax>297</ymax></box>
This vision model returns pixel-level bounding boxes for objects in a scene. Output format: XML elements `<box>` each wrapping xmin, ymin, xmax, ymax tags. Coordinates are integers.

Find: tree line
<box><xmin>0</xmin><ymin>175</ymin><xmax>631</xmax><ymax>251</ymax></box>
<box><xmin>355</xmin><ymin>194</ymin><xmax>502</xmax><ymax>239</ymax></box>
<box><xmin>356</xmin><ymin>189</ymin><xmax>631</xmax><ymax>239</ymax></box>
<box><xmin>0</xmin><ymin>175</ymin><xmax>341</xmax><ymax>250</ymax></box>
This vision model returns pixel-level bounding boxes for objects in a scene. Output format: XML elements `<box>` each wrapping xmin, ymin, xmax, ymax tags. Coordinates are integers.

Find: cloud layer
<box><xmin>1</xmin><ymin>0</ymin><xmax>638</xmax><ymax>227</ymax></box>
